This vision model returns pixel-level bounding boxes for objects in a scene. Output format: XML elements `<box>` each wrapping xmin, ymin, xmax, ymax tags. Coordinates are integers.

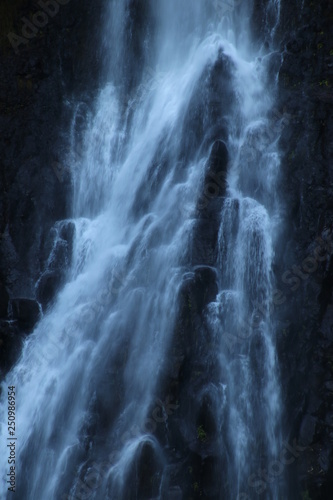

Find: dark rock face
<box><xmin>0</xmin><ymin>0</ymin><xmax>104</xmax><ymax>377</ymax></box>
<box><xmin>10</xmin><ymin>298</ymin><xmax>40</xmax><ymax>331</ymax></box>
<box><xmin>252</xmin><ymin>0</ymin><xmax>333</xmax><ymax>498</ymax></box>
<box><xmin>0</xmin><ymin>281</ymin><xmax>9</xmax><ymax>317</ymax></box>
<box><xmin>193</xmin><ymin>138</ymin><xmax>229</xmax><ymax>266</ymax></box>
<box><xmin>154</xmin><ymin>139</ymin><xmax>227</xmax><ymax>496</ymax></box>
<box><xmin>0</xmin><ymin>320</ymin><xmax>22</xmax><ymax>378</ymax></box>
<box><xmin>36</xmin><ymin>271</ymin><xmax>61</xmax><ymax>309</ymax></box>
<box><xmin>36</xmin><ymin>219</ymin><xmax>75</xmax><ymax>310</ymax></box>
<box><xmin>180</xmin><ymin>50</ymin><xmax>234</xmax><ymax>163</ymax></box>
<box><xmin>124</xmin><ymin>440</ymin><xmax>164</xmax><ymax>499</ymax></box>
<box><xmin>206</xmin><ymin>140</ymin><xmax>228</xmax><ymax>180</ymax></box>
<box><xmin>201</xmin><ymin>139</ymin><xmax>229</xmax><ymax>203</ymax></box>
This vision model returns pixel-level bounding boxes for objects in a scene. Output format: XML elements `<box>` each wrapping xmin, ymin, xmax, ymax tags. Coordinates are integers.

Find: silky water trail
<box><xmin>0</xmin><ymin>1</ymin><xmax>285</xmax><ymax>498</ymax></box>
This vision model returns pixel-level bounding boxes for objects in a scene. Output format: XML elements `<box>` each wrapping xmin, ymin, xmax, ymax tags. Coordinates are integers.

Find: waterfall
<box><xmin>0</xmin><ymin>1</ymin><xmax>285</xmax><ymax>498</ymax></box>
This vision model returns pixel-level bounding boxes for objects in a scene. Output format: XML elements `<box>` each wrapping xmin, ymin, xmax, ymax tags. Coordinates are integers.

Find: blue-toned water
<box><xmin>0</xmin><ymin>1</ymin><xmax>284</xmax><ymax>498</ymax></box>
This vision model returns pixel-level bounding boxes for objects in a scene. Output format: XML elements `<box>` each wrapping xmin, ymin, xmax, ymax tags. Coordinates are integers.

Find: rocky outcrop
<box><xmin>140</xmin><ymin>56</ymin><xmax>232</xmax><ymax>496</ymax></box>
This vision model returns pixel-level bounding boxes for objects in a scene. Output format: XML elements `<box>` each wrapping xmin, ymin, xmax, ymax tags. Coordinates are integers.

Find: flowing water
<box><xmin>1</xmin><ymin>1</ymin><xmax>285</xmax><ymax>498</ymax></box>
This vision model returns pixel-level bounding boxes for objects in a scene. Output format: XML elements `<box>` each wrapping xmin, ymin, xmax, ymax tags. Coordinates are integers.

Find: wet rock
<box><xmin>0</xmin><ymin>320</ymin><xmax>23</xmax><ymax>376</ymax></box>
<box><xmin>325</xmin><ymin>412</ymin><xmax>333</xmax><ymax>427</ymax></box>
<box><xmin>166</xmin><ymin>486</ymin><xmax>182</xmax><ymax>499</ymax></box>
<box><xmin>126</xmin><ymin>440</ymin><xmax>163</xmax><ymax>498</ymax></box>
<box><xmin>206</xmin><ymin>140</ymin><xmax>228</xmax><ymax>180</ymax></box>
<box><xmin>202</xmin><ymin>456</ymin><xmax>223</xmax><ymax>497</ymax></box>
<box><xmin>265</xmin><ymin>51</ymin><xmax>282</xmax><ymax>81</ymax></box>
<box><xmin>319</xmin><ymin>447</ymin><xmax>331</xmax><ymax>472</ymax></box>
<box><xmin>299</xmin><ymin>415</ymin><xmax>317</xmax><ymax>447</ymax></box>
<box><xmin>195</xmin><ymin>140</ymin><xmax>228</xmax><ymax>220</ymax></box>
<box><xmin>286</xmin><ymin>37</ymin><xmax>305</xmax><ymax>54</ymax></box>
<box><xmin>196</xmin><ymin>394</ymin><xmax>217</xmax><ymax>439</ymax></box>
<box><xmin>267</xmin><ymin>0</ymin><xmax>333</xmax><ymax>494</ymax></box>
<box><xmin>307</xmin><ymin>393</ymin><xmax>322</xmax><ymax>414</ymax></box>
<box><xmin>193</xmin><ymin>140</ymin><xmax>228</xmax><ymax>265</ymax></box>
<box><xmin>319</xmin><ymin>305</ymin><xmax>333</xmax><ymax>342</ymax></box>
<box><xmin>182</xmin><ymin>267</ymin><xmax>218</xmax><ymax>315</ymax></box>
<box><xmin>0</xmin><ymin>281</ymin><xmax>9</xmax><ymax>318</ymax></box>
<box><xmin>325</xmin><ymin>381</ymin><xmax>333</xmax><ymax>392</ymax></box>
<box><xmin>0</xmin><ymin>0</ymin><xmax>105</xmax><ymax>376</ymax></box>
<box><xmin>192</xmin><ymin>218</ymin><xmax>220</xmax><ymax>266</ymax></box>
<box><xmin>180</xmin><ymin>50</ymin><xmax>234</xmax><ymax>162</ymax></box>
<box><xmin>59</xmin><ymin>220</ymin><xmax>75</xmax><ymax>253</ymax></box>
<box><xmin>36</xmin><ymin>220</ymin><xmax>75</xmax><ymax>310</ymax></box>
<box><xmin>122</xmin><ymin>0</ymin><xmax>153</xmax><ymax>96</ymax></box>
<box><xmin>36</xmin><ymin>271</ymin><xmax>61</xmax><ymax>309</ymax></box>
<box><xmin>10</xmin><ymin>298</ymin><xmax>40</xmax><ymax>331</ymax></box>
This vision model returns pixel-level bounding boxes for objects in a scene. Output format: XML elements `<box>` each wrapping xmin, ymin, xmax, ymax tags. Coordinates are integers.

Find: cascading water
<box><xmin>1</xmin><ymin>1</ymin><xmax>286</xmax><ymax>498</ymax></box>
